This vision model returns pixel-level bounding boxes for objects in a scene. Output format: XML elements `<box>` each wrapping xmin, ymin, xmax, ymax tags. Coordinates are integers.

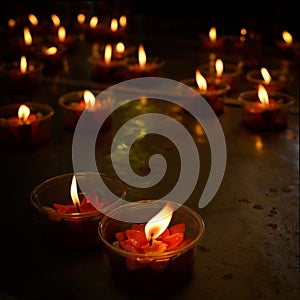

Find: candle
<box><xmin>127</xmin><ymin>43</ymin><xmax>165</xmax><ymax>78</ymax></box>
<box><xmin>181</xmin><ymin>70</ymin><xmax>230</xmax><ymax>115</ymax></box>
<box><xmin>90</xmin><ymin>43</ymin><xmax>129</xmax><ymax>82</ymax></box>
<box><xmin>3</xmin><ymin>55</ymin><xmax>43</xmax><ymax>90</ymax></box>
<box><xmin>198</xmin><ymin>58</ymin><xmax>242</xmax><ymax>94</ymax></box>
<box><xmin>53</xmin><ymin>25</ymin><xmax>77</xmax><ymax>52</ymax></box>
<box><xmin>276</xmin><ymin>30</ymin><xmax>300</xmax><ymax>59</ymax></box>
<box><xmin>85</xmin><ymin>16</ymin><xmax>102</xmax><ymax>40</ymax></box>
<box><xmin>58</xmin><ymin>89</ymin><xmax>113</xmax><ymax>132</ymax></box>
<box><xmin>98</xmin><ymin>200</ymin><xmax>205</xmax><ymax>291</ymax></box>
<box><xmin>246</xmin><ymin>67</ymin><xmax>288</xmax><ymax>92</ymax></box>
<box><xmin>30</xmin><ymin>172</ymin><xmax>127</xmax><ymax>248</ymax></box>
<box><xmin>39</xmin><ymin>45</ymin><xmax>64</xmax><ymax>72</ymax></box>
<box><xmin>0</xmin><ymin>102</ymin><xmax>54</xmax><ymax>148</ymax></box>
<box><xmin>200</xmin><ymin>26</ymin><xmax>224</xmax><ymax>52</ymax></box>
<box><xmin>238</xmin><ymin>84</ymin><xmax>294</xmax><ymax>130</ymax></box>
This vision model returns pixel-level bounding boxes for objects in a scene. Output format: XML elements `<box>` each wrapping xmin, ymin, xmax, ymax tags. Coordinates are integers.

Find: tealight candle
<box><xmin>90</xmin><ymin>43</ymin><xmax>129</xmax><ymax>82</ymax></box>
<box><xmin>200</xmin><ymin>26</ymin><xmax>224</xmax><ymax>52</ymax></box>
<box><xmin>238</xmin><ymin>84</ymin><xmax>294</xmax><ymax>130</ymax></box>
<box><xmin>275</xmin><ymin>30</ymin><xmax>300</xmax><ymax>59</ymax></box>
<box><xmin>2</xmin><ymin>55</ymin><xmax>43</xmax><ymax>91</ymax></box>
<box><xmin>85</xmin><ymin>16</ymin><xmax>102</xmax><ymax>40</ymax></box>
<box><xmin>0</xmin><ymin>102</ymin><xmax>54</xmax><ymax>148</ymax></box>
<box><xmin>127</xmin><ymin>43</ymin><xmax>165</xmax><ymax>78</ymax></box>
<box><xmin>30</xmin><ymin>172</ymin><xmax>127</xmax><ymax>248</ymax></box>
<box><xmin>246</xmin><ymin>67</ymin><xmax>288</xmax><ymax>92</ymax></box>
<box><xmin>181</xmin><ymin>70</ymin><xmax>230</xmax><ymax>115</ymax></box>
<box><xmin>53</xmin><ymin>25</ymin><xmax>77</xmax><ymax>52</ymax></box>
<box><xmin>98</xmin><ymin>199</ymin><xmax>205</xmax><ymax>291</ymax></box>
<box><xmin>198</xmin><ymin>58</ymin><xmax>242</xmax><ymax>94</ymax></box>
<box><xmin>58</xmin><ymin>89</ymin><xmax>113</xmax><ymax>132</ymax></box>
<box><xmin>39</xmin><ymin>45</ymin><xmax>64</xmax><ymax>72</ymax></box>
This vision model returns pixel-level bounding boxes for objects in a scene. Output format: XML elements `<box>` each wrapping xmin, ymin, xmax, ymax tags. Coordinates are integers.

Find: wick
<box><xmin>75</xmin><ymin>203</ymin><xmax>81</xmax><ymax>213</ymax></box>
<box><xmin>149</xmin><ymin>233</ymin><xmax>153</xmax><ymax>247</ymax></box>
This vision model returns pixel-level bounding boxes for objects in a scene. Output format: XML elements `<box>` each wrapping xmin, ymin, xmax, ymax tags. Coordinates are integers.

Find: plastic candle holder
<box><xmin>0</xmin><ymin>102</ymin><xmax>54</xmax><ymax>148</ymax></box>
<box><xmin>181</xmin><ymin>77</ymin><xmax>230</xmax><ymax>115</ymax></box>
<box><xmin>30</xmin><ymin>172</ymin><xmax>127</xmax><ymax>248</ymax></box>
<box><xmin>245</xmin><ymin>69</ymin><xmax>289</xmax><ymax>92</ymax></box>
<box><xmin>98</xmin><ymin>199</ymin><xmax>205</xmax><ymax>291</ymax></box>
<box><xmin>238</xmin><ymin>90</ymin><xmax>294</xmax><ymax>131</ymax></box>
<box><xmin>58</xmin><ymin>89</ymin><xmax>113</xmax><ymax>132</ymax></box>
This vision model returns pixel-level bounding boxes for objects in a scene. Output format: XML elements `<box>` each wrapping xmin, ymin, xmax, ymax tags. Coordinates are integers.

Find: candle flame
<box><xmin>83</xmin><ymin>90</ymin><xmax>96</xmax><ymax>108</ymax></box>
<box><xmin>115</xmin><ymin>42</ymin><xmax>125</xmax><ymax>54</ymax></box>
<box><xmin>77</xmin><ymin>13</ymin><xmax>86</xmax><ymax>24</ymax></box>
<box><xmin>195</xmin><ymin>69</ymin><xmax>207</xmax><ymax>90</ymax></box>
<box><xmin>138</xmin><ymin>44</ymin><xmax>146</xmax><ymax>69</ymax></box>
<box><xmin>90</xmin><ymin>16</ymin><xmax>98</xmax><ymax>28</ymax></box>
<box><xmin>23</xmin><ymin>27</ymin><xmax>32</xmax><ymax>46</ymax></box>
<box><xmin>104</xmin><ymin>44</ymin><xmax>112</xmax><ymax>64</ymax></box>
<box><xmin>215</xmin><ymin>58</ymin><xmax>223</xmax><ymax>77</ymax></box>
<box><xmin>258</xmin><ymin>84</ymin><xmax>269</xmax><ymax>105</ymax></box>
<box><xmin>58</xmin><ymin>26</ymin><xmax>66</xmax><ymax>42</ymax></box>
<box><xmin>145</xmin><ymin>203</ymin><xmax>173</xmax><ymax>241</ymax></box>
<box><xmin>18</xmin><ymin>104</ymin><xmax>30</xmax><ymax>121</ymax></box>
<box><xmin>119</xmin><ymin>15</ymin><xmax>127</xmax><ymax>27</ymax></box>
<box><xmin>209</xmin><ymin>26</ymin><xmax>217</xmax><ymax>42</ymax></box>
<box><xmin>20</xmin><ymin>56</ymin><xmax>27</xmax><ymax>74</ymax></box>
<box><xmin>51</xmin><ymin>14</ymin><xmax>60</xmax><ymax>27</ymax></box>
<box><xmin>110</xmin><ymin>18</ymin><xmax>118</xmax><ymax>32</ymax></box>
<box><xmin>260</xmin><ymin>67</ymin><xmax>272</xmax><ymax>84</ymax></box>
<box><xmin>44</xmin><ymin>46</ymin><xmax>58</xmax><ymax>55</ymax></box>
<box><xmin>282</xmin><ymin>30</ymin><xmax>293</xmax><ymax>45</ymax></box>
<box><xmin>70</xmin><ymin>175</ymin><xmax>81</xmax><ymax>209</ymax></box>
<box><xmin>8</xmin><ymin>18</ymin><xmax>16</xmax><ymax>28</ymax></box>
<box><xmin>28</xmin><ymin>14</ymin><xmax>38</xmax><ymax>26</ymax></box>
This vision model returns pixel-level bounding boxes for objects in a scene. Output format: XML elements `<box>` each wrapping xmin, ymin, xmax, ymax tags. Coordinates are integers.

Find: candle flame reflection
<box><xmin>258</xmin><ymin>84</ymin><xmax>269</xmax><ymax>105</ymax></box>
<box><xmin>144</xmin><ymin>203</ymin><xmax>173</xmax><ymax>241</ymax></box>
<box><xmin>18</xmin><ymin>104</ymin><xmax>30</xmax><ymax>122</ymax></box>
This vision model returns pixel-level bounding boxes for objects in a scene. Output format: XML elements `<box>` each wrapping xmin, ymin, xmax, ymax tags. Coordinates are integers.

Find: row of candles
<box><xmin>1</xmin><ymin>11</ymin><xmax>298</xmax><ymax>292</ymax></box>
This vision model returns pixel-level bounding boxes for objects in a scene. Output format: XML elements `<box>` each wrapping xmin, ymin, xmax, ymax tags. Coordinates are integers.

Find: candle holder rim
<box><xmin>98</xmin><ymin>199</ymin><xmax>205</xmax><ymax>258</ymax></box>
<box><xmin>30</xmin><ymin>171</ymin><xmax>127</xmax><ymax>219</ymax></box>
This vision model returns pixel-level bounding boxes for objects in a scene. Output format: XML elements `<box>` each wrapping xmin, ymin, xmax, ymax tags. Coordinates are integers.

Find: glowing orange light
<box><xmin>70</xmin><ymin>175</ymin><xmax>81</xmax><ymax>210</ymax></box>
<box><xmin>90</xmin><ymin>16</ymin><xmax>98</xmax><ymax>28</ymax></box>
<box><xmin>260</xmin><ymin>67</ymin><xmax>272</xmax><ymax>84</ymax></box>
<box><xmin>144</xmin><ymin>203</ymin><xmax>173</xmax><ymax>241</ymax></box>
<box><xmin>20</xmin><ymin>56</ymin><xmax>27</xmax><ymax>74</ymax></box>
<box><xmin>138</xmin><ymin>44</ymin><xmax>146</xmax><ymax>69</ymax></box>
<box><xmin>28</xmin><ymin>14</ymin><xmax>38</xmax><ymax>26</ymax></box>
<box><xmin>44</xmin><ymin>46</ymin><xmax>58</xmax><ymax>55</ymax></box>
<box><xmin>119</xmin><ymin>15</ymin><xmax>127</xmax><ymax>27</ymax></box>
<box><xmin>110</xmin><ymin>18</ymin><xmax>118</xmax><ymax>32</ymax></box>
<box><xmin>58</xmin><ymin>26</ymin><xmax>66</xmax><ymax>42</ymax></box>
<box><xmin>282</xmin><ymin>30</ymin><xmax>293</xmax><ymax>45</ymax></box>
<box><xmin>18</xmin><ymin>104</ymin><xmax>30</xmax><ymax>122</ymax></box>
<box><xmin>77</xmin><ymin>14</ymin><xmax>86</xmax><ymax>24</ymax></box>
<box><xmin>115</xmin><ymin>42</ymin><xmax>125</xmax><ymax>54</ymax></box>
<box><xmin>8</xmin><ymin>19</ymin><xmax>16</xmax><ymax>28</ymax></box>
<box><xmin>215</xmin><ymin>58</ymin><xmax>223</xmax><ymax>77</ymax></box>
<box><xmin>195</xmin><ymin>69</ymin><xmax>207</xmax><ymax>90</ymax></box>
<box><xmin>258</xmin><ymin>84</ymin><xmax>269</xmax><ymax>105</ymax></box>
<box><xmin>209</xmin><ymin>26</ymin><xmax>217</xmax><ymax>43</ymax></box>
<box><xmin>51</xmin><ymin>14</ymin><xmax>60</xmax><ymax>27</ymax></box>
<box><xmin>104</xmin><ymin>44</ymin><xmax>112</xmax><ymax>64</ymax></box>
<box><xmin>23</xmin><ymin>27</ymin><xmax>32</xmax><ymax>46</ymax></box>
<box><xmin>83</xmin><ymin>90</ymin><xmax>96</xmax><ymax>109</ymax></box>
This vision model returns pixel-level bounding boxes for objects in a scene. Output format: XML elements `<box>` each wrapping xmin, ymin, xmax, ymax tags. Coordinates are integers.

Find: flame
<box><xmin>258</xmin><ymin>84</ymin><xmax>269</xmax><ymax>105</ymax></box>
<box><xmin>83</xmin><ymin>90</ymin><xmax>96</xmax><ymax>108</ymax></box>
<box><xmin>115</xmin><ymin>42</ymin><xmax>125</xmax><ymax>54</ymax></box>
<box><xmin>215</xmin><ymin>58</ymin><xmax>223</xmax><ymax>77</ymax></box>
<box><xmin>58</xmin><ymin>26</ymin><xmax>66</xmax><ymax>42</ymax></box>
<box><xmin>260</xmin><ymin>67</ymin><xmax>272</xmax><ymax>84</ymax></box>
<box><xmin>28</xmin><ymin>14</ymin><xmax>38</xmax><ymax>26</ymax></box>
<box><xmin>144</xmin><ymin>203</ymin><xmax>173</xmax><ymax>241</ymax></box>
<box><xmin>44</xmin><ymin>46</ymin><xmax>58</xmax><ymax>55</ymax></box>
<box><xmin>70</xmin><ymin>175</ymin><xmax>81</xmax><ymax>209</ymax></box>
<box><xmin>90</xmin><ymin>16</ymin><xmax>98</xmax><ymax>28</ymax></box>
<box><xmin>195</xmin><ymin>69</ymin><xmax>207</xmax><ymax>90</ymax></box>
<box><xmin>138</xmin><ymin>44</ymin><xmax>146</xmax><ymax>69</ymax></box>
<box><xmin>23</xmin><ymin>27</ymin><xmax>32</xmax><ymax>46</ymax></box>
<box><xmin>119</xmin><ymin>15</ymin><xmax>127</xmax><ymax>27</ymax></box>
<box><xmin>240</xmin><ymin>28</ymin><xmax>247</xmax><ymax>42</ymax></box>
<box><xmin>110</xmin><ymin>18</ymin><xmax>118</xmax><ymax>32</ymax></box>
<box><xmin>18</xmin><ymin>104</ymin><xmax>30</xmax><ymax>121</ymax></box>
<box><xmin>8</xmin><ymin>19</ymin><xmax>16</xmax><ymax>28</ymax></box>
<box><xmin>209</xmin><ymin>26</ymin><xmax>217</xmax><ymax>43</ymax></box>
<box><xmin>104</xmin><ymin>44</ymin><xmax>112</xmax><ymax>64</ymax></box>
<box><xmin>51</xmin><ymin>14</ymin><xmax>60</xmax><ymax>27</ymax></box>
<box><xmin>77</xmin><ymin>13</ymin><xmax>86</xmax><ymax>24</ymax></box>
<box><xmin>20</xmin><ymin>56</ymin><xmax>27</xmax><ymax>74</ymax></box>
<box><xmin>282</xmin><ymin>30</ymin><xmax>293</xmax><ymax>45</ymax></box>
